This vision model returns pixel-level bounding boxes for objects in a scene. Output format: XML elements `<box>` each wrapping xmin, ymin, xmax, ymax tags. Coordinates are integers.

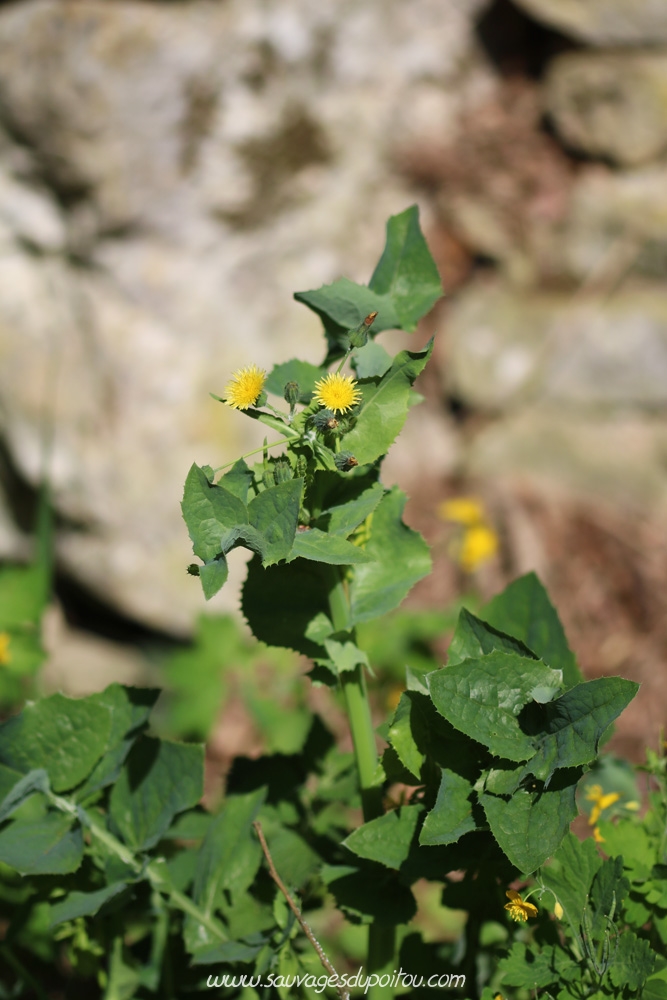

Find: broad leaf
<box><xmin>480</xmin><ymin>777</ymin><xmax>578</xmax><ymax>872</ymax></box>
<box><xmin>539</xmin><ymin>832</ymin><xmax>602</xmax><ymax>931</ymax></box>
<box><xmin>182</xmin><ymin>464</ymin><xmax>248</xmax><ymax>563</ymax></box>
<box><xmin>349</xmin><ymin>487</ymin><xmax>431</xmax><ymax>625</ymax></box>
<box><xmin>352</xmin><ymin>341</ymin><xmax>392</xmax><ymax>378</ymax></box>
<box><xmin>289</xmin><ymin>527</ymin><xmax>371</xmax><ymax>565</ymax></box>
<box><xmin>420</xmin><ymin>769</ymin><xmax>477</xmax><ymax>846</ymax></box>
<box><xmin>499</xmin><ymin>942</ymin><xmax>557</xmax><ymax>989</ymax></box>
<box><xmin>266</xmin><ymin>360</ymin><xmax>325</xmax><ymax>403</ymax></box>
<box><xmin>0</xmin><ymin>811</ymin><xmax>83</xmax><ymax>875</ymax></box>
<box><xmin>447</xmin><ymin>608</ymin><xmax>538</xmax><ymax>666</ymax></box>
<box><xmin>483</xmin><ymin>573</ymin><xmax>582</xmax><ymax>688</ymax></box>
<box><xmin>219</xmin><ymin>459</ymin><xmax>253</xmax><ymax>504</ymax></box>
<box><xmin>0</xmin><ymin>692</ymin><xmax>112</xmax><ymax>793</ymax></box>
<box><xmin>294</xmin><ymin>278</ymin><xmax>398</xmax><ymax>347</ymax></box>
<box><xmin>242</xmin><ymin>556</ymin><xmax>330</xmax><ymax>658</ymax></box>
<box><xmin>609</xmin><ymin>931</ymin><xmax>656</xmax><ymax>991</ymax></box>
<box><xmin>314</xmin><ymin>473</ymin><xmax>385</xmax><ymax>538</ymax></box>
<box><xmin>0</xmin><ymin>768</ymin><xmax>49</xmax><ymax>823</ymax></box>
<box><xmin>369</xmin><ymin>205</ymin><xmax>443</xmax><ymax>331</ymax></box>
<box><xmin>428</xmin><ymin>652</ymin><xmax>561</xmax><ymax>761</ymax></box>
<box><xmin>49</xmin><ymin>882</ymin><xmax>128</xmax><ymax>927</ymax></box>
<box><xmin>248</xmin><ymin>478</ymin><xmax>302</xmax><ymax>565</ymax></box>
<box><xmin>109</xmin><ymin>736</ymin><xmax>204</xmax><ymax>851</ymax></box>
<box><xmin>200</xmin><ymin>556</ymin><xmax>229</xmax><ymax>600</ymax></box>
<box><xmin>343</xmin><ymin>805</ymin><xmax>423</xmax><ymax>870</ymax></box>
<box><xmin>343</xmin><ymin>341</ymin><xmax>434</xmax><ymax>467</ymax></box>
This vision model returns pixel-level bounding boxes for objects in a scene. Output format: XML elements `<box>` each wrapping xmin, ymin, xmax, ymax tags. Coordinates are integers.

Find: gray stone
<box><xmin>546</xmin><ymin>50</ymin><xmax>667</xmax><ymax>166</ymax></box>
<box><xmin>0</xmin><ymin>0</ymin><xmax>489</xmax><ymax>633</ymax></box>
<box><xmin>512</xmin><ymin>0</ymin><xmax>667</xmax><ymax>47</ymax></box>
<box><xmin>445</xmin><ymin>280</ymin><xmax>667</xmax><ymax>411</ymax></box>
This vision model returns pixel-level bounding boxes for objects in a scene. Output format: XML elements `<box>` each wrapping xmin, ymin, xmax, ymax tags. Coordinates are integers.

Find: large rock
<box><xmin>511</xmin><ymin>0</ymin><xmax>667</xmax><ymax>47</ymax></box>
<box><xmin>0</xmin><ymin>0</ymin><xmax>488</xmax><ymax>633</ymax></box>
<box><xmin>445</xmin><ymin>280</ymin><xmax>667</xmax><ymax>411</ymax></box>
<box><xmin>546</xmin><ymin>50</ymin><xmax>667</xmax><ymax>167</ymax></box>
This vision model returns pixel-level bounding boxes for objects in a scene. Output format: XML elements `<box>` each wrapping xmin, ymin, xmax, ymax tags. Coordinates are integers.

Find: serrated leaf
<box><xmin>109</xmin><ymin>736</ymin><xmax>204</xmax><ymax>851</ymax></box>
<box><xmin>589</xmin><ymin>856</ymin><xmax>629</xmax><ymax>935</ymax></box>
<box><xmin>540</xmin><ymin>832</ymin><xmax>602</xmax><ymax>931</ymax></box>
<box><xmin>368</xmin><ymin>205</ymin><xmax>443</xmax><ymax>330</ymax></box>
<box><xmin>522</xmin><ymin>677</ymin><xmax>639</xmax><ymax>782</ymax></box>
<box><xmin>265</xmin><ymin>360</ymin><xmax>325</xmax><ymax>403</ymax></box>
<box><xmin>480</xmin><ymin>775</ymin><xmax>578</xmax><ymax>872</ymax></box>
<box><xmin>609</xmin><ymin>931</ymin><xmax>656</xmax><ymax>991</ymax></box>
<box><xmin>187</xmin><ymin>789</ymin><xmax>265</xmax><ymax>954</ymax></box>
<box><xmin>388</xmin><ymin>690</ymin><xmax>470</xmax><ymax>780</ymax></box>
<box><xmin>315</xmin><ymin>473</ymin><xmax>385</xmax><ymax>538</ymax></box>
<box><xmin>219</xmin><ymin>459</ymin><xmax>253</xmax><ymax>504</ymax></box>
<box><xmin>248</xmin><ymin>479</ymin><xmax>302</xmax><ymax>565</ymax></box>
<box><xmin>428</xmin><ymin>652</ymin><xmax>561</xmax><ymax>761</ymax></box>
<box><xmin>448</xmin><ymin>608</ymin><xmax>539</xmax><ymax>666</ymax></box>
<box><xmin>289</xmin><ymin>527</ymin><xmax>372</xmax><ymax>565</ymax></box>
<box><xmin>343</xmin><ymin>805</ymin><xmax>422</xmax><ymax>870</ymax></box>
<box><xmin>349</xmin><ymin>487</ymin><xmax>431</xmax><ymax>625</ymax></box>
<box><xmin>483</xmin><ymin>573</ymin><xmax>582</xmax><ymax>688</ymax></box>
<box><xmin>420</xmin><ymin>769</ymin><xmax>477</xmax><ymax>846</ymax></box>
<box><xmin>0</xmin><ymin>692</ymin><xmax>112</xmax><ymax>793</ymax></box>
<box><xmin>342</xmin><ymin>341</ymin><xmax>434</xmax><ymax>466</ymax></box>
<box><xmin>322</xmin><ymin>636</ymin><xmax>368</xmax><ymax>675</ymax></box>
<box><xmin>182</xmin><ymin>463</ymin><xmax>249</xmax><ymax>563</ymax></box>
<box><xmin>49</xmin><ymin>882</ymin><xmax>128</xmax><ymax>927</ymax></box>
<box><xmin>76</xmin><ymin>684</ymin><xmax>159</xmax><ymax>800</ymax></box>
<box><xmin>0</xmin><ymin>811</ymin><xmax>83</xmax><ymax>875</ymax></box>
<box><xmin>242</xmin><ymin>556</ymin><xmax>330</xmax><ymax>658</ymax></box>
<box><xmin>499</xmin><ymin>942</ymin><xmax>557</xmax><ymax>989</ymax></box>
<box><xmin>352</xmin><ymin>341</ymin><xmax>393</xmax><ymax>378</ymax></box>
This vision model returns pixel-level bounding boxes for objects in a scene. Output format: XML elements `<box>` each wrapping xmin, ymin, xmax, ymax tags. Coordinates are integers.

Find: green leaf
<box><xmin>343</xmin><ymin>805</ymin><xmax>422</xmax><ymax>870</ymax></box>
<box><xmin>428</xmin><ymin>652</ymin><xmax>562</xmax><ymax>761</ymax></box>
<box><xmin>322</xmin><ymin>862</ymin><xmax>417</xmax><ymax>924</ymax></box>
<box><xmin>219</xmin><ymin>459</ymin><xmax>253</xmax><ymax>504</ymax></box>
<box><xmin>294</xmin><ymin>278</ymin><xmax>399</xmax><ymax>346</ymax></box>
<box><xmin>352</xmin><ymin>341</ymin><xmax>393</xmax><ymax>378</ymax></box>
<box><xmin>182</xmin><ymin>464</ymin><xmax>249</xmax><ymax>563</ymax></box>
<box><xmin>447</xmin><ymin>608</ymin><xmax>538</xmax><ymax>666</ymax></box>
<box><xmin>109</xmin><ymin>736</ymin><xmax>204</xmax><ymax>851</ymax></box>
<box><xmin>540</xmin><ymin>831</ymin><xmax>602</xmax><ymax>931</ymax></box>
<box><xmin>260</xmin><ymin>827</ymin><xmax>320</xmax><ymax>888</ymax></box>
<box><xmin>0</xmin><ymin>768</ymin><xmax>49</xmax><ymax>823</ymax></box>
<box><xmin>0</xmin><ymin>811</ymin><xmax>83</xmax><ymax>874</ymax></box>
<box><xmin>522</xmin><ymin>677</ymin><xmax>639</xmax><ymax>782</ymax></box>
<box><xmin>322</xmin><ymin>636</ymin><xmax>369</xmax><ymax>675</ymax></box>
<box><xmin>191</xmin><ymin>941</ymin><xmax>264</xmax><ymax>965</ymax></box>
<box><xmin>480</xmin><ymin>776</ymin><xmax>578</xmax><ymax>872</ymax></box>
<box><xmin>0</xmin><ymin>692</ymin><xmax>112</xmax><ymax>793</ymax></box>
<box><xmin>499</xmin><ymin>942</ymin><xmax>557</xmax><ymax>989</ymax></box>
<box><xmin>242</xmin><ymin>556</ymin><xmax>330</xmax><ymax>658</ymax></box>
<box><xmin>420</xmin><ymin>769</ymin><xmax>477</xmax><ymax>846</ymax></box>
<box><xmin>76</xmin><ymin>684</ymin><xmax>159</xmax><ymax>800</ymax></box>
<box><xmin>645</xmin><ymin>979</ymin><xmax>667</xmax><ymax>1000</ymax></box>
<box><xmin>200</xmin><ymin>556</ymin><xmax>229</xmax><ymax>599</ymax></box>
<box><xmin>187</xmin><ymin>789</ymin><xmax>265</xmax><ymax>954</ymax></box>
<box><xmin>609</xmin><ymin>930</ymin><xmax>656</xmax><ymax>991</ymax></box>
<box><xmin>595</xmin><ymin>819</ymin><xmax>654</xmax><ymax>879</ymax></box>
<box><xmin>589</xmin><ymin>856</ymin><xmax>629</xmax><ymax>935</ymax></box>
<box><xmin>369</xmin><ymin>205</ymin><xmax>443</xmax><ymax>331</ymax></box>
<box><xmin>49</xmin><ymin>882</ymin><xmax>128</xmax><ymax>927</ymax></box>
<box><xmin>266</xmin><ymin>360</ymin><xmax>325</xmax><ymax>403</ymax></box>
<box><xmin>248</xmin><ymin>479</ymin><xmax>302</xmax><ymax>565</ymax></box>
<box><xmin>289</xmin><ymin>527</ymin><xmax>371</xmax><ymax>565</ymax></box>
<box><xmin>483</xmin><ymin>573</ymin><xmax>582</xmax><ymax>688</ymax></box>
<box><xmin>342</xmin><ymin>341</ymin><xmax>434</xmax><ymax>466</ymax></box>
<box><xmin>315</xmin><ymin>473</ymin><xmax>385</xmax><ymax>538</ymax></box>
<box><xmin>0</xmin><ymin>564</ymin><xmax>48</xmax><ymax>628</ymax></box>
<box><xmin>349</xmin><ymin>487</ymin><xmax>431</xmax><ymax>625</ymax></box>
<box><xmin>389</xmin><ymin>690</ymin><xmax>475</xmax><ymax>779</ymax></box>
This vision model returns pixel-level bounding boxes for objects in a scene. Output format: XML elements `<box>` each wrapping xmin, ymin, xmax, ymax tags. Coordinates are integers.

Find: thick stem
<box><xmin>325</xmin><ymin>567</ymin><xmax>396</xmax><ymax>999</ymax></box>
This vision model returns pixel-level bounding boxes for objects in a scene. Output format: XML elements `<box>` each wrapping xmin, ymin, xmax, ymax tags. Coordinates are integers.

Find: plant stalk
<box><xmin>326</xmin><ymin>566</ymin><xmax>396</xmax><ymax>999</ymax></box>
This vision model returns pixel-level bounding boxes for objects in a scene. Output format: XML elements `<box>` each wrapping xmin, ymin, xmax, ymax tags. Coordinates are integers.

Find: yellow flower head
<box><xmin>504</xmin><ymin>890</ymin><xmax>538</xmax><ymax>923</ymax></box>
<box><xmin>223</xmin><ymin>364</ymin><xmax>266</xmax><ymax>410</ymax></box>
<box><xmin>438</xmin><ymin>497</ymin><xmax>486</xmax><ymax>526</ymax></box>
<box><xmin>0</xmin><ymin>632</ymin><xmax>10</xmax><ymax>667</ymax></box>
<box><xmin>313</xmin><ymin>373</ymin><xmax>362</xmax><ymax>414</ymax></box>
<box><xmin>585</xmin><ymin>783</ymin><xmax>621</xmax><ymax>826</ymax></box>
<box><xmin>593</xmin><ymin>826</ymin><xmax>605</xmax><ymax>844</ymax></box>
<box><xmin>554</xmin><ymin>901</ymin><xmax>564</xmax><ymax>919</ymax></box>
<box><xmin>458</xmin><ymin>524</ymin><xmax>499</xmax><ymax>572</ymax></box>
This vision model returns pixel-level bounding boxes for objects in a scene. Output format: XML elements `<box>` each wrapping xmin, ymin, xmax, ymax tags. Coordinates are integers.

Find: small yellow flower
<box><xmin>438</xmin><ymin>497</ymin><xmax>486</xmax><ymax>526</ymax></box>
<box><xmin>223</xmin><ymin>364</ymin><xmax>266</xmax><ymax>410</ymax></box>
<box><xmin>554</xmin><ymin>900</ymin><xmax>564</xmax><ymax>919</ymax></box>
<box><xmin>593</xmin><ymin>826</ymin><xmax>605</xmax><ymax>844</ymax></box>
<box><xmin>624</xmin><ymin>800</ymin><xmax>640</xmax><ymax>811</ymax></box>
<box><xmin>313</xmin><ymin>372</ymin><xmax>362</xmax><ymax>414</ymax></box>
<box><xmin>585</xmin><ymin>784</ymin><xmax>621</xmax><ymax>826</ymax></box>
<box><xmin>0</xmin><ymin>632</ymin><xmax>11</xmax><ymax>667</ymax></box>
<box><xmin>458</xmin><ymin>524</ymin><xmax>499</xmax><ymax>572</ymax></box>
<box><xmin>504</xmin><ymin>890</ymin><xmax>538</xmax><ymax>923</ymax></box>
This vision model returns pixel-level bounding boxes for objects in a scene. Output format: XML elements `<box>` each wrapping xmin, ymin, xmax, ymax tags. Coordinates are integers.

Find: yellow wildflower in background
<box><xmin>0</xmin><ymin>632</ymin><xmax>10</xmax><ymax>666</ymax></box>
<box><xmin>224</xmin><ymin>364</ymin><xmax>267</xmax><ymax>410</ymax></box>
<box><xmin>504</xmin><ymin>890</ymin><xmax>538</xmax><ymax>923</ymax></box>
<box><xmin>554</xmin><ymin>900</ymin><xmax>564</xmax><ymax>919</ymax></box>
<box><xmin>438</xmin><ymin>496</ymin><xmax>499</xmax><ymax>572</ymax></box>
<box><xmin>313</xmin><ymin>372</ymin><xmax>362</xmax><ymax>414</ymax></box>
<box><xmin>585</xmin><ymin>784</ymin><xmax>621</xmax><ymax>826</ymax></box>
<box><xmin>593</xmin><ymin>826</ymin><xmax>605</xmax><ymax>844</ymax></box>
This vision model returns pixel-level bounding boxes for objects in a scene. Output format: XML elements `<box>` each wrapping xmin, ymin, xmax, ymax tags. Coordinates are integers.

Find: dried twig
<box><xmin>253</xmin><ymin>820</ymin><xmax>350</xmax><ymax>1000</ymax></box>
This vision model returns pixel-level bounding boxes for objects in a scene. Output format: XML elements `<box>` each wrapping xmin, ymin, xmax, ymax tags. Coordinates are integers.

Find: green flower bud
<box><xmin>262</xmin><ymin>469</ymin><xmax>275</xmax><ymax>490</ymax></box>
<box><xmin>311</xmin><ymin>409</ymin><xmax>338</xmax><ymax>433</ymax></box>
<box><xmin>186</xmin><ymin>563</ymin><xmax>200</xmax><ymax>577</ymax></box>
<box><xmin>347</xmin><ymin>310</ymin><xmax>378</xmax><ymax>349</ymax></box>
<box><xmin>254</xmin><ymin>390</ymin><xmax>268</xmax><ymax>408</ymax></box>
<box><xmin>283</xmin><ymin>381</ymin><xmax>300</xmax><ymax>406</ymax></box>
<box><xmin>273</xmin><ymin>458</ymin><xmax>293</xmax><ymax>484</ymax></box>
<box><xmin>296</xmin><ymin>454</ymin><xmax>308</xmax><ymax>478</ymax></box>
<box><xmin>298</xmin><ymin>506</ymin><xmax>311</xmax><ymax>526</ymax></box>
<box><xmin>334</xmin><ymin>451</ymin><xmax>358</xmax><ymax>472</ymax></box>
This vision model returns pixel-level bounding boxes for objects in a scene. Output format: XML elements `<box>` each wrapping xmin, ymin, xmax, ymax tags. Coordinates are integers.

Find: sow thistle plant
<box><xmin>0</xmin><ymin>207</ymin><xmax>661</xmax><ymax>1000</ymax></box>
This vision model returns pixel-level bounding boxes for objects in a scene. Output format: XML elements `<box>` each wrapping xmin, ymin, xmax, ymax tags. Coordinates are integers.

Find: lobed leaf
<box><xmin>343</xmin><ymin>805</ymin><xmax>422</xmax><ymax>870</ymax></box>
<box><xmin>420</xmin><ymin>769</ymin><xmax>477</xmax><ymax>846</ymax></box>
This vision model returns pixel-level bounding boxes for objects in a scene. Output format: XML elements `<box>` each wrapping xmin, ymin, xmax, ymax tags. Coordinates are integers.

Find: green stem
<box><xmin>213</xmin><ymin>436</ymin><xmax>297</xmax><ymax>474</ymax></box>
<box><xmin>325</xmin><ymin>567</ymin><xmax>396</xmax><ymax>998</ymax></box>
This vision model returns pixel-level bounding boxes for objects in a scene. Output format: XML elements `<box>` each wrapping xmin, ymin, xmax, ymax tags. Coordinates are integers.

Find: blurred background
<box><xmin>0</xmin><ymin>0</ymin><xmax>666</xmax><ymax>765</ymax></box>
